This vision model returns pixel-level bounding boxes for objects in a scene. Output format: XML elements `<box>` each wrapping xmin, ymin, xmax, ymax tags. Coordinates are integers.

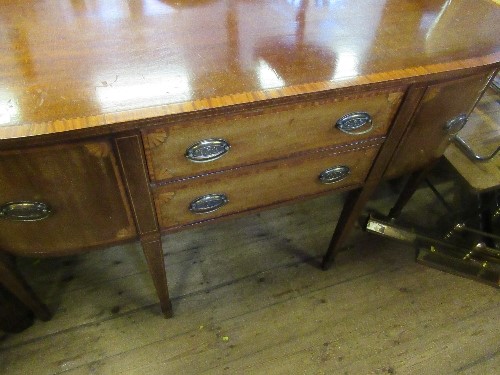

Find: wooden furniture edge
<box><xmin>1</xmin><ymin>56</ymin><xmax>499</xmax><ymax>143</ymax></box>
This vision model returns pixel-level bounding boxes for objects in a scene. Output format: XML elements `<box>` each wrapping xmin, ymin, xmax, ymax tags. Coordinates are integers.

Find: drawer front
<box><xmin>0</xmin><ymin>141</ymin><xmax>136</xmax><ymax>256</ymax></box>
<box><xmin>385</xmin><ymin>71</ymin><xmax>494</xmax><ymax>178</ymax></box>
<box><xmin>153</xmin><ymin>143</ymin><xmax>381</xmax><ymax>230</ymax></box>
<box><xmin>143</xmin><ymin>90</ymin><xmax>403</xmax><ymax>182</ymax></box>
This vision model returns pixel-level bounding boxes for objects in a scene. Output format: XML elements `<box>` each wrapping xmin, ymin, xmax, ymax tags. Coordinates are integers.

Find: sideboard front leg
<box><xmin>115</xmin><ymin>133</ymin><xmax>173</xmax><ymax>318</ymax></box>
<box><xmin>0</xmin><ymin>252</ymin><xmax>51</xmax><ymax>321</ymax></box>
<box><xmin>141</xmin><ymin>235</ymin><xmax>173</xmax><ymax>318</ymax></box>
<box><xmin>321</xmin><ymin>187</ymin><xmax>368</xmax><ymax>269</ymax></box>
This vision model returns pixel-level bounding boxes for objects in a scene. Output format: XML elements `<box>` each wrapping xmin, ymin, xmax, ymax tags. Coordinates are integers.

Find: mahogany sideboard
<box><xmin>0</xmin><ymin>0</ymin><xmax>498</xmax><ymax>319</ymax></box>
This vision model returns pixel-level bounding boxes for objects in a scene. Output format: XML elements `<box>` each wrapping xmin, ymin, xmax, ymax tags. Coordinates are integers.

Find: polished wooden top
<box><xmin>0</xmin><ymin>0</ymin><xmax>499</xmax><ymax>140</ymax></box>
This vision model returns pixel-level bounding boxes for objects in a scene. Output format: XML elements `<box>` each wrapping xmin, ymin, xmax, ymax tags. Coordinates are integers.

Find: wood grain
<box><xmin>0</xmin><ymin>190</ymin><xmax>498</xmax><ymax>374</ymax></box>
<box><xmin>0</xmin><ymin>140</ymin><xmax>136</xmax><ymax>256</ymax></box>
<box><xmin>0</xmin><ymin>0</ymin><xmax>498</xmax><ymax>322</ymax></box>
<box><xmin>0</xmin><ymin>0</ymin><xmax>498</xmax><ymax>139</ymax></box>
<box><xmin>143</xmin><ymin>90</ymin><xmax>403</xmax><ymax>182</ymax></box>
<box><xmin>322</xmin><ymin>85</ymin><xmax>429</xmax><ymax>267</ymax></box>
<box><xmin>114</xmin><ymin>134</ymin><xmax>172</xmax><ymax>317</ymax></box>
<box><xmin>385</xmin><ymin>70</ymin><xmax>495</xmax><ymax>178</ymax></box>
<box><xmin>153</xmin><ymin>143</ymin><xmax>381</xmax><ymax>230</ymax></box>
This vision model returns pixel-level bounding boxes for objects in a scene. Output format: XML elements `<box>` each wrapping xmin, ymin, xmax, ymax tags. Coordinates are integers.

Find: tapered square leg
<box><xmin>0</xmin><ymin>253</ymin><xmax>51</xmax><ymax>321</ymax></box>
<box><xmin>115</xmin><ymin>134</ymin><xmax>173</xmax><ymax>317</ymax></box>
<box><xmin>322</xmin><ymin>188</ymin><xmax>365</xmax><ymax>270</ymax></box>
<box><xmin>141</xmin><ymin>236</ymin><xmax>173</xmax><ymax>318</ymax></box>
<box><xmin>388</xmin><ymin>162</ymin><xmax>437</xmax><ymax>219</ymax></box>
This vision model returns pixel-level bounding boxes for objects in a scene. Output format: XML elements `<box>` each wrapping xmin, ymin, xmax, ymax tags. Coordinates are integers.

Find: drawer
<box><xmin>153</xmin><ymin>142</ymin><xmax>381</xmax><ymax>230</ymax></box>
<box><xmin>143</xmin><ymin>90</ymin><xmax>403</xmax><ymax>182</ymax></box>
<box><xmin>0</xmin><ymin>141</ymin><xmax>136</xmax><ymax>256</ymax></box>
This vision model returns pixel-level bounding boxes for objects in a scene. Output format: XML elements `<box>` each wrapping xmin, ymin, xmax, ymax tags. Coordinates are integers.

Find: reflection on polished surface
<box><xmin>94</xmin><ymin>68</ymin><xmax>193</xmax><ymax>109</ymax></box>
<box><xmin>0</xmin><ymin>0</ymin><xmax>498</xmax><ymax>131</ymax></box>
<box><xmin>257</xmin><ymin>60</ymin><xmax>285</xmax><ymax>90</ymax></box>
<box><xmin>0</xmin><ymin>91</ymin><xmax>19</xmax><ymax>125</ymax></box>
<box><xmin>424</xmin><ymin>0</ymin><xmax>499</xmax><ymax>55</ymax></box>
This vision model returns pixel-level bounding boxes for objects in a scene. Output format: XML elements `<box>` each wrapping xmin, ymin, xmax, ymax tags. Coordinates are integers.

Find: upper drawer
<box><xmin>143</xmin><ymin>90</ymin><xmax>403</xmax><ymax>182</ymax></box>
<box><xmin>153</xmin><ymin>142</ymin><xmax>381</xmax><ymax>230</ymax></box>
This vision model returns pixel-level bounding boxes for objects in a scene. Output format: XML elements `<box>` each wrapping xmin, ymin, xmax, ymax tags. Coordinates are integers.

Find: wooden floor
<box><xmin>1</xmin><ymin>174</ymin><xmax>498</xmax><ymax>375</ymax></box>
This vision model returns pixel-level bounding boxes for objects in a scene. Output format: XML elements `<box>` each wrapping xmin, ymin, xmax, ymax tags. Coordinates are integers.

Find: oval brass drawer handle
<box><xmin>0</xmin><ymin>201</ymin><xmax>52</xmax><ymax>221</ymax></box>
<box><xmin>319</xmin><ymin>166</ymin><xmax>350</xmax><ymax>184</ymax></box>
<box><xmin>185</xmin><ymin>138</ymin><xmax>231</xmax><ymax>163</ymax></box>
<box><xmin>335</xmin><ymin>112</ymin><xmax>373</xmax><ymax>135</ymax></box>
<box><xmin>189</xmin><ymin>194</ymin><xmax>229</xmax><ymax>214</ymax></box>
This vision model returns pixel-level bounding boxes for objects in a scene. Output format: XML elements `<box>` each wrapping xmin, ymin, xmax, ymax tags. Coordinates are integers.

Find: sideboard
<box><xmin>0</xmin><ymin>0</ymin><xmax>498</xmax><ymax>319</ymax></box>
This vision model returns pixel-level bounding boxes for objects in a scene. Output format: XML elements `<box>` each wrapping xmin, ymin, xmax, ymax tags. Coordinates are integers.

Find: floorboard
<box><xmin>0</xmin><ymin>177</ymin><xmax>498</xmax><ymax>375</ymax></box>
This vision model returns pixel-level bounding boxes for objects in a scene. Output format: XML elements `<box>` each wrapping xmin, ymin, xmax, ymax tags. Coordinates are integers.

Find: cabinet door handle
<box><xmin>319</xmin><ymin>166</ymin><xmax>350</xmax><ymax>184</ymax></box>
<box><xmin>189</xmin><ymin>194</ymin><xmax>229</xmax><ymax>214</ymax></box>
<box><xmin>185</xmin><ymin>138</ymin><xmax>230</xmax><ymax>163</ymax></box>
<box><xmin>444</xmin><ymin>114</ymin><xmax>468</xmax><ymax>135</ymax></box>
<box><xmin>0</xmin><ymin>201</ymin><xmax>52</xmax><ymax>221</ymax></box>
<box><xmin>335</xmin><ymin>112</ymin><xmax>373</xmax><ymax>135</ymax></box>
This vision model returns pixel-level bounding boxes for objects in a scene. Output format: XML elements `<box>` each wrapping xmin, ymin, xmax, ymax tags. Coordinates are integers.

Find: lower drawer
<box><xmin>153</xmin><ymin>143</ymin><xmax>381</xmax><ymax>230</ymax></box>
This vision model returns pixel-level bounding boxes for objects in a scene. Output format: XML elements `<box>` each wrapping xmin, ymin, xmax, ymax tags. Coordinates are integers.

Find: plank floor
<box><xmin>1</xmin><ymin>175</ymin><xmax>499</xmax><ymax>374</ymax></box>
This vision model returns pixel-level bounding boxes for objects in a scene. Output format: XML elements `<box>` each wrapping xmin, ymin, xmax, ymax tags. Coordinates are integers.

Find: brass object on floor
<box><xmin>365</xmin><ymin>215</ymin><xmax>500</xmax><ymax>288</ymax></box>
<box><xmin>417</xmin><ymin>246</ymin><xmax>499</xmax><ymax>288</ymax></box>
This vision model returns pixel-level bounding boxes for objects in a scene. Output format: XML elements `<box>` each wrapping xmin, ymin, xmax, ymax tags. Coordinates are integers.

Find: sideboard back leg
<box><xmin>115</xmin><ymin>134</ymin><xmax>173</xmax><ymax>318</ymax></box>
<box><xmin>0</xmin><ymin>252</ymin><xmax>51</xmax><ymax>321</ymax></box>
<box><xmin>388</xmin><ymin>161</ymin><xmax>438</xmax><ymax>219</ymax></box>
